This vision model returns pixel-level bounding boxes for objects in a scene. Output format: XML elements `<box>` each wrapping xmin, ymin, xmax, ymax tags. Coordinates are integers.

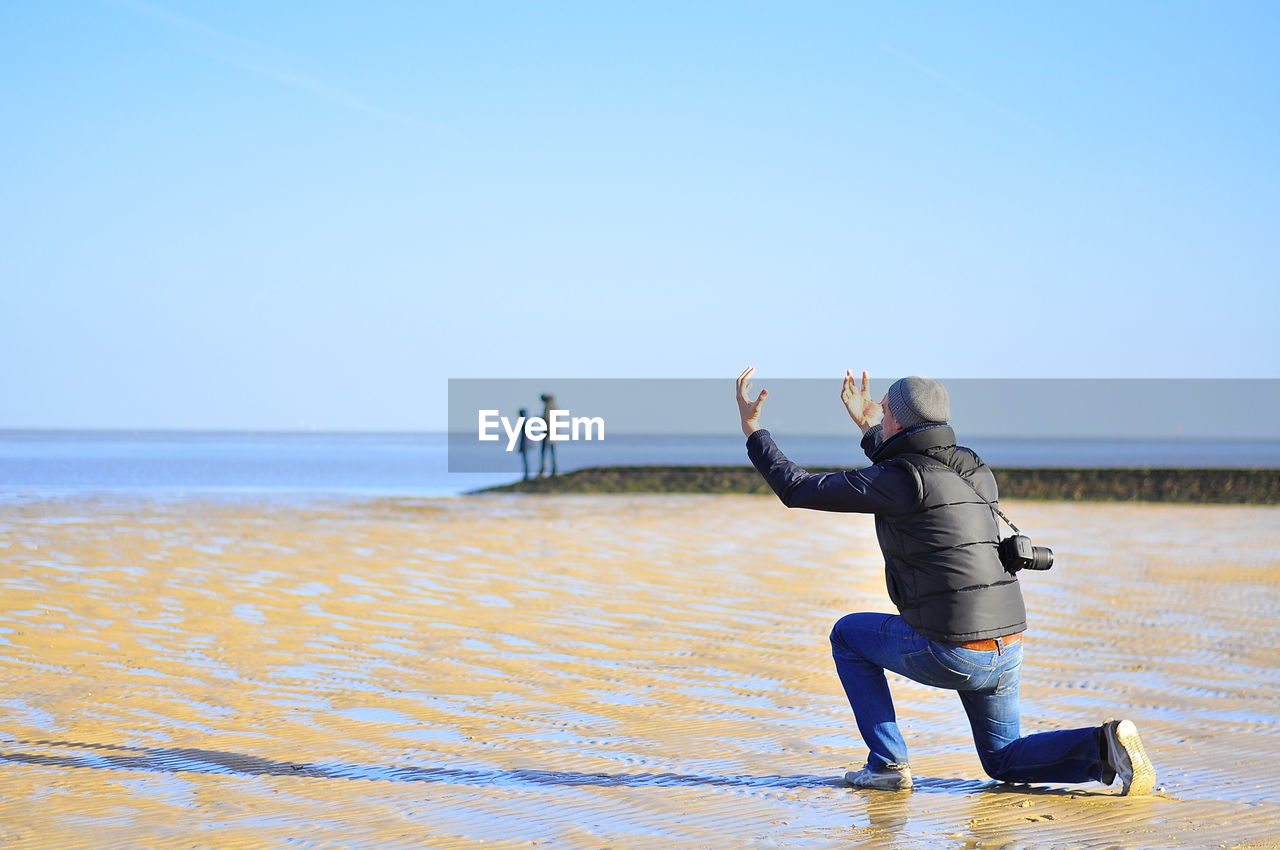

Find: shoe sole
<box><xmin>1114</xmin><ymin>719</ymin><xmax>1156</xmax><ymax>796</ymax></box>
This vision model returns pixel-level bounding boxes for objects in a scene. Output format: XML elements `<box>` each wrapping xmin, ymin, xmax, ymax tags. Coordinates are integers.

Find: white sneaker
<box><xmin>1102</xmin><ymin>719</ymin><xmax>1156</xmax><ymax>796</ymax></box>
<box><xmin>844</xmin><ymin>762</ymin><xmax>913</xmax><ymax>790</ymax></box>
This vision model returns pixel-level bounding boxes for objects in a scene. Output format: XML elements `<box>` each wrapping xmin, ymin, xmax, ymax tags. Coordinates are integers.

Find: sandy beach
<box><xmin>1</xmin><ymin>494</ymin><xmax>1277</xmax><ymax>848</ymax></box>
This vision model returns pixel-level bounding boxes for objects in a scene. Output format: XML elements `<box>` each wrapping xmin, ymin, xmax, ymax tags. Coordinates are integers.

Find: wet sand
<box><xmin>0</xmin><ymin>494</ymin><xmax>1277</xmax><ymax>848</ymax></box>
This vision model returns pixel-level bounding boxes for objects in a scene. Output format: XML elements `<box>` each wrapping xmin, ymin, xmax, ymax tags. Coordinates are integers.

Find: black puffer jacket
<box><xmin>746</xmin><ymin>423</ymin><xmax>1026</xmax><ymax>642</ymax></box>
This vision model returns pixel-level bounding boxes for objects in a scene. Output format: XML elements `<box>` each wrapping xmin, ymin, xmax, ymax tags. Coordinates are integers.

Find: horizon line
<box><xmin>4</xmin><ymin>428</ymin><xmax>1280</xmax><ymax>443</ymax></box>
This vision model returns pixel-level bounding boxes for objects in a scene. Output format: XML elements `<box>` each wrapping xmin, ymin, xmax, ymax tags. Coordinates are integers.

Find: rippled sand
<box><xmin>1</xmin><ymin>494</ymin><xmax>1277</xmax><ymax>848</ymax></box>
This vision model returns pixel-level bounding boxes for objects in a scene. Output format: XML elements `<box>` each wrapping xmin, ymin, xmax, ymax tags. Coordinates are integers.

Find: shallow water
<box><xmin>0</xmin><ymin>495</ymin><xmax>1277</xmax><ymax>848</ymax></box>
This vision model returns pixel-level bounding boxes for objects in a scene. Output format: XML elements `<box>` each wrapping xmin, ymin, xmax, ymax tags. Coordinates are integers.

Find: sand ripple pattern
<box><xmin>0</xmin><ymin>494</ymin><xmax>1277</xmax><ymax>848</ymax></box>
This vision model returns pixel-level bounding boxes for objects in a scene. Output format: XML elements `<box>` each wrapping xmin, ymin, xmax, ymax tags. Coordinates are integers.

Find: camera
<box><xmin>999</xmin><ymin>534</ymin><xmax>1054</xmax><ymax>572</ymax></box>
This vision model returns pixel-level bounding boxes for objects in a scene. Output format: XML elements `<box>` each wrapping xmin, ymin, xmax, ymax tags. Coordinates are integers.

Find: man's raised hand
<box><xmin>841</xmin><ymin>369</ymin><xmax>883</xmax><ymax>435</ymax></box>
<box><xmin>736</xmin><ymin>366</ymin><xmax>769</xmax><ymax>438</ymax></box>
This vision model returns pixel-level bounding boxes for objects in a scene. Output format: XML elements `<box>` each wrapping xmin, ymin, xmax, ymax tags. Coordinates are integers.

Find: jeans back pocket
<box><xmin>902</xmin><ymin>644</ymin><xmax>977</xmax><ymax>688</ymax></box>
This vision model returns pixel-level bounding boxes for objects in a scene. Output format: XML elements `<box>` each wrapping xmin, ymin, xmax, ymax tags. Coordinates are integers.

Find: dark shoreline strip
<box><xmin>470</xmin><ymin>466</ymin><xmax>1280</xmax><ymax>504</ymax></box>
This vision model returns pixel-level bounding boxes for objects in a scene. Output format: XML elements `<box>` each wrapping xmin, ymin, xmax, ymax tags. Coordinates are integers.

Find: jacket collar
<box><xmin>871</xmin><ymin>422</ymin><xmax>957</xmax><ymax>463</ymax></box>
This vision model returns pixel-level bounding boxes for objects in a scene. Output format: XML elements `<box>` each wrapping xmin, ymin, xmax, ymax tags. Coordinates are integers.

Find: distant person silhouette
<box><xmin>538</xmin><ymin>393</ymin><xmax>558</xmax><ymax>477</ymax></box>
<box><xmin>516</xmin><ymin>407</ymin><xmax>532</xmax><ymax>480</ymax></box>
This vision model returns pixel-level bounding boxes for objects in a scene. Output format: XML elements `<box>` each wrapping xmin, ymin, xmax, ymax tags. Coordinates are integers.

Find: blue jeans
<box><xmin>830</xmin><ymin>612</ymin><xmax>1107</xmax><ymax>783</ymax></box>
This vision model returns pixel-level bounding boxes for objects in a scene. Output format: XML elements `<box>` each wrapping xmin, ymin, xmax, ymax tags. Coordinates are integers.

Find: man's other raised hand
<box><xmin>736</xmin><ymin>366</ymin><xmax>769</xmax><ymax>438</ymax></box>
<box><xmin>841</xmin><ymin>369</ymin><xmax>883</xmax><ymax>435</ymax></box>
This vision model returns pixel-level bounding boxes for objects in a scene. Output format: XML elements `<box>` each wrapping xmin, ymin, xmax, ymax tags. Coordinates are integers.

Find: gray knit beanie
<box><xmin>886</xmin><ymin>376</ymin><xmax>950</xmax><ymax>429</ymax></box>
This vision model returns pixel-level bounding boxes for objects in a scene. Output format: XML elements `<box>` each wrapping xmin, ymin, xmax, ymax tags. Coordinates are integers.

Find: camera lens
<box><xmin>1029</xmin><ymin>546</ymin><xmax>1054</xmax><ymax>570</ymax></box>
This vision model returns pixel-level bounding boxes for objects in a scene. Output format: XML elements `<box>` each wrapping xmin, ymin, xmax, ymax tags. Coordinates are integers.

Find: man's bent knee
<box><xmin>975</xmin><ymin>745</ymin><xmax>1016</xmax><ymax>782</ymax></box>
<box><xmin>830</xmin><ymin>611</ymin><xmax>888</xmax><ymax>652</ymax></box>
<box><xmin>829</xmin><ymin>612</ymin><xmax>860</xmax><ymax>647</ymax></box>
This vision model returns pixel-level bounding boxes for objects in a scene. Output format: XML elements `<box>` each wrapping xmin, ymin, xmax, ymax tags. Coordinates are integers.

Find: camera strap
<box><xmin>916</xmin><ymin>453</ymin><xmax>1022</xmax><ymax>536</ymax></box>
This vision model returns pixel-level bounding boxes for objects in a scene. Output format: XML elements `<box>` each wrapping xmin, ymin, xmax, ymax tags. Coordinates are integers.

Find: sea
<box><xmin>2</xmin><ymin>430</ymin><xmax>1279</xmax><ymax>502</ymax></box>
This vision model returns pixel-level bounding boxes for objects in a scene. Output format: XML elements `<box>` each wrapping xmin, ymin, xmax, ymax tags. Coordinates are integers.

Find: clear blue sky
<box><xmin>3</xmin><ymin>1</ymin><xmax>1277</xmax><ymax>429</ymax></box>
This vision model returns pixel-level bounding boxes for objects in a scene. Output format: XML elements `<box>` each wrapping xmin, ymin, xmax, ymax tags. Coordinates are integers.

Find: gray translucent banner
<box><xmin>447</xmin><ymin>378</ymin><xmax>1280</xmax><ymax>472</ymax></box>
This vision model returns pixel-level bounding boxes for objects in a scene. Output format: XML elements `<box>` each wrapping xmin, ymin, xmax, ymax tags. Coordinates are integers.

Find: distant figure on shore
<box><xmin>736</xmin><ymin>366</ymin><xmax>1156</xmax><ymax>795</ymax></box>
<box><xmin>538</xmin><ymin>393</ymin><xmax>558</xmax><ymax>478</ymax></box>
<box><xmin>516</xmin><ymin>407</ymin><xmax>532</xmax><ymax>480</ymax></box>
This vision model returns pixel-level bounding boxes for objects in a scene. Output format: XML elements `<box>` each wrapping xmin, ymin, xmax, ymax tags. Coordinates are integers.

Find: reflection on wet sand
<box><xmin>0</xmin><ymin>494</ymin><xmax>1277</xmax><ymax>847</ymax></box>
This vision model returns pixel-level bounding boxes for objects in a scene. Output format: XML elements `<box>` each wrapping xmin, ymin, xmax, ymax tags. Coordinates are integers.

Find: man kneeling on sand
<box><xmin>735</xmin><ymin>367</ymin><xmax>1157</xmax><ymax>794</ymax></box>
